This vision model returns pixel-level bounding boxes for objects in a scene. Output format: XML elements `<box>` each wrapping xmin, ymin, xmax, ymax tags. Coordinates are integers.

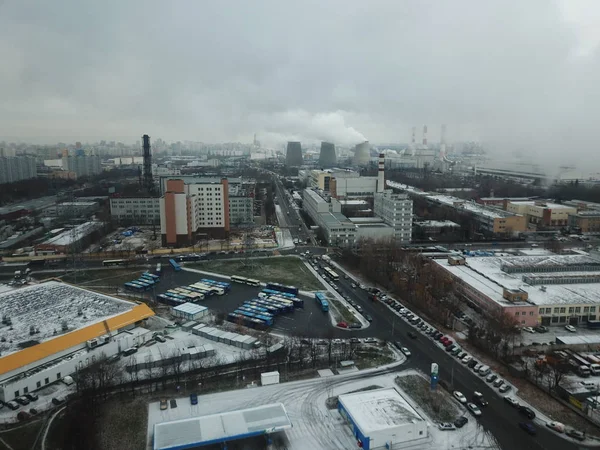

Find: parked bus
<box><xmin>234</xmin><ymin>309</ymin><xmax>274</xmax><ymax>327</ymax></box>
<box><xmin>103</xmin><ymin>259</ymin><xmax>127</xmax><ymax>267</ymax></box>
<box><xmin>169</xmin><ymin>258</ymin><xmax>182</xmax><ymax>272</ymax></box>
<box><xmin>227</xmin><ymin>312</ymin><xmax>268</xmax><ymax>330</ymax></box>
<box><xmin>200</xmin><ymin>278</ymin><xmax>231</xmax><ymax>292</ymax></box>
<box><xmin>143</xmin><ymin>272</ymin><xmax>160</xmax><ymax>282</ymax></box>
<box><xmin>244</xmin><ymin>277</ymin><xmax>261</xmax><ymax>286</ymax></box>
<box><xmin>188</xmin><ymin>285</ymin><xmax>214</xmax><ymax>297</ymax></box>
<box><xmin>186</xmin><ymin>291</ymin><xmax>205</xmax><ymax>301</ymax></box>
<box><xmin>124</xmin><ymin>282</ymin><xmax>144</xmax><ymax>292</ymax></box>
<box><xmin>315</xmin><ymin>292</ymin><xmax>329</xmax><ymax>312</ymax></box>
<box><xmin>323</xmin><ymin>267</ymin><xmax>339</xmax><ymax>281</ymax></box>
<box><xmin>262</xmin><ymin>289</ymin><xmax>296</xmax><ymax>299</ymax></box>
<box><xmin>191</xmin><ymin>282</ymin><xmax>223</xmax><ymax>295</ymax></box>
<box><xmin>265</xmin><ymin>282</ymin><xmax>299</xmax><ymax>296</ymax></box>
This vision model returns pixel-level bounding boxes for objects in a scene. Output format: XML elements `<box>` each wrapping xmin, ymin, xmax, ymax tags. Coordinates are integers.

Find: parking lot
<box><xmin>152</xmin><ymin>269</ymin><xmax>333</xmax><ymax>337</ymax></box>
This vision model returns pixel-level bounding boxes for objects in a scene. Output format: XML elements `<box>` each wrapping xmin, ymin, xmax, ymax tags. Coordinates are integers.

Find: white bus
<box><xmin>231</xmin><ymin>275</ymin><xmax>260</xmax><ymax>286</ymax></box>
<box><xmin>323</xmin><ymin>267</ymin><xmax>339</xmax><ymax>281</ymax></box>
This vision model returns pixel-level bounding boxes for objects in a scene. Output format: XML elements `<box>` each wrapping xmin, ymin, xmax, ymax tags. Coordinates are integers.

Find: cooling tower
<box><xmin>353</xmin><ymin>141</ymin><xmax>371</xmax><ymax>166</ymax></box>
<box><xmin>318</xmin><ymin>142</ymin><xmax>336</xmax><ymax>168</ymax></box>
<box><xmin>285</xmin><ymin>141</ymin><xmax>303</xmax><ymax>166</ymax></box>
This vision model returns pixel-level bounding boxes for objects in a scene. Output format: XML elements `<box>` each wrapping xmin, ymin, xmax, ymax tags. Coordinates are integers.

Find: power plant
<box><xmin>142</xmin><ymin>134</ymin><xmax>154</xmax><ymax>194</ymax></box>
<box><xmin>318</xmin><ymin>142</ymin><xmax>336</xmax><ymax>168</ymax></box>
<box><xmin>353</xmin><ymin>141</ymin><xmax>371</xmax><ymax>166</ymax></box>
<box><xmin>285</xmin><ymin>141</ymin><xmax>303</xmax><ymax>166</ymax></box>
<box><xmin>377</xmin><ymin>153</ymin><xmax>385</xmax><ymax>193</ymax></box>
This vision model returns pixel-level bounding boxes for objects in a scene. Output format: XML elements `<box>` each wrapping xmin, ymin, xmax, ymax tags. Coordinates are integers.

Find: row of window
<box><xmin>515</xmin><ymin>311</ymin><xmax>535</xmax><ymax>316</ymax></box>
<box><xmin>539</xmin><ymin>306</ymin><xmax>597</xmax><ymax>315</ymax></box>
<box><xmin>15</xmin><ymin>372</ymin><xmax>63</xmax><ymax>398</ymax></box>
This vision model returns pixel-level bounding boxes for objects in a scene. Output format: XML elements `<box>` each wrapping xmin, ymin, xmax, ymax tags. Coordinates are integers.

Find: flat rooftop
<box><xmin>40</xmin><ymin>221</ymin><xmax>101</xmax><ymax>246</ymax></box>
<box><xmin>153</xmin><ymin>403</ymin><xmax>292</xmax><ymax>450</ymax></box>
<box><xmin>338</xmin><ymin>387</ymin><xmax>423</xmax><ymax>435</ymax></box>
<box><xmin>509</xmin><ymin>200</ymin><xmax>575</xmax><ymax>210</ymax></box>
<box><xmin>435</xmin><ymin>255</ymin><xmax>600</xmax><ymax>307</ymax></box>
<box><xmin>0</xmin><ymin>281</ymin><xmax>136</xmax><ymax>357</ymax></box>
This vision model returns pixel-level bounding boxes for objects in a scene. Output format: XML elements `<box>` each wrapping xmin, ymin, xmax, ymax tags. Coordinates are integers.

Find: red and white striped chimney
<box><xmin>377</xmin><ymin>153</ymin><xmax>385</xmax><ymax>193</ymax></box>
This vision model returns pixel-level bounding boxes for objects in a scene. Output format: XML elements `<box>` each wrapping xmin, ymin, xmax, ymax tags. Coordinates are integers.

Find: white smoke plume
<box><xmin>258</xmin><ymin>110</ymin><xmax>367</xmax><ymax>147</ymax></box>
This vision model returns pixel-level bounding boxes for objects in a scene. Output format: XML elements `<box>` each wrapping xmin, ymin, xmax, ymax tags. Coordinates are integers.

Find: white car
<box><xmin>438</xmin><ymin>422</ymin><xmax>456</xmax><ymax>431</ymax></box>
<box><xmin>565</xmin><ymin>325</ymin><xmax>577</xmax><ymax>333</ymax></box>
<box><xmin>400</xmin><ymin>347</ymin><xmax>412</xmax><ymax>357</ymax></box>
<box><xmin>453</xmin><ymin>391</ymin><xmax>467</xmax><ymax>404</ymax></box>
<box><xmin>467</xmin><ymin>402</ymin><xmax>482</xmax><ymax>416</ymax></box>
<box><xmin>462</xmin><ymin>355</ymin><xmax>472</xmax><ymax>364</ymax></box>
<box><xmin>522</xmin><ymin>327</ymin><xmax>536</xmax><ymax>334</ymax></box>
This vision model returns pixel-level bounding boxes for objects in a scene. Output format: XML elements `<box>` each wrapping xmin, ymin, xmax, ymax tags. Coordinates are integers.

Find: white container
<box><xmin>261</xmin><ymin>371</ymin><xmax>280</xmax><ymax>386</ymax></box>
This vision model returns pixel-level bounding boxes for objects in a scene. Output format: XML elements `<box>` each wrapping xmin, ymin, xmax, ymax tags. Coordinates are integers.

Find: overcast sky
<box><xmin>1</xmin><ymin>1</ymin><xmax>600</xmax><ymax>167</ymax></box>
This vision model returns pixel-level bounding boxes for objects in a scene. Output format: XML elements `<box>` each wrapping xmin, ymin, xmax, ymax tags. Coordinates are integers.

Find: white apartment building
<box><xmin>373</xmin><ymin>190</ymin><xmax>413</xmax><ymax>242</ymax></box>
<box><xmin>110</xmin><ymin>197</ymin><xmax>161</xmax><ymax>225</ymax></box>
<box><xmin>160</xmin><ymin>179</ymin><xmax>230</xmax><ymax>246</ymax></box>
<box><xmin>62</xmin><ymin>155</ymin><xmax>102</xmax><ymax>178</ymax></box>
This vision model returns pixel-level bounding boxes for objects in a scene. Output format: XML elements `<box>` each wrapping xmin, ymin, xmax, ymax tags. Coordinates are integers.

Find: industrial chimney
<box><xmin>440</xmin><ymin>124</ymin><xmax>447</xmax><ymax>160</ymax></box>
<box><xmin>422</xmin><ymin>125</ymin><xmax>428</xmax><ymax>147</ymax></box>
<box><xmin>377</xmin><ymin>153</ymin><xmax>385</xmax><ymax>193</ymax></box>
<box><xmin>142</xmin><ymin>134</ymin><xmax>154</xmax><ymax>194</ymax></box>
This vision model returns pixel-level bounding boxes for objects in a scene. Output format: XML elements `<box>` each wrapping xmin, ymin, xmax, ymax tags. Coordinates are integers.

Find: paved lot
<box><xmin>153</xmin><ymin>269</ymin><xmax>333</xmax><ymax>336</ymax></box>
<box><xmin>519</xmin><ymin>324</ymin><xmax>600</xmax><ymax>345</ymax></box>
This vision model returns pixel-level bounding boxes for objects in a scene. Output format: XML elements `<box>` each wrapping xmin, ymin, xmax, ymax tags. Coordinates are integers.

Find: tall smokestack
<box><xmin>377</xmin><ymin>153</ymin><xmax>385</xmax><ymax>193</ymax></box>
<box><xmin>411</xmin><ymin>127</ymin><xmax>416</xmax><ymax>146</ymax></box>
<box><xmin>142</xmin><ymin>134</ymin><xmax>154</xmax><ymax>194</ymax></box>
<box><xmin>440</xmin><ymin>124</ymin><xmax>447</xmax><ymax>160</ymax></box>
<box><xmin>422</xmin><ymin>125</ymin><xmax>428</xmax><ymax>147</ymax></box>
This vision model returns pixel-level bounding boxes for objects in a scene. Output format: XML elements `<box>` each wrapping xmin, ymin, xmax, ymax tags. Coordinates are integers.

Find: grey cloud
<box><xmin>0</xmin><ymin>0</ymin><xmax>599</xmax><ymax>169</ymax></box>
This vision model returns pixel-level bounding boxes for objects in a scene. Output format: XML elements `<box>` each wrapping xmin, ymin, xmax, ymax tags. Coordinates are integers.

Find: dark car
<box><xmin>170</xmin><ymin>399</ymin><xmax>177</xmax><ymax>408</ymax></box>
<box><xmin>17</xmin><ymin>411</ymin><xmax>31</xmax><ymax>421</ymax></box>
<box><xmin>365</xmin><ymin>314</ymin><xmax>373</xmax><ymax>322</ymax></box>
<box><xmin>15</xmin><ymin>397</ymin><xmax>29</xmax><ymax>406</ymax></box>
<box><xmin>519</xmin><ymin>422</ymin><xmax>536</xmax><ymax>435</ymax></box>
<box><xmin>51</xmin><ymin>397</ymin><xmax>64</xmax><ymax>406</ymax></box>
<box><xmin>6</xmin><ymin>401</ymin><xmax>19</xmax><ymax>410</ymax></box>
<box><xmin>534</xmin><ymin>325</ymin><xmax>549</xmax><ymax>333</ymax></box>
<box><xmin>25</xmin><ymin>393</ymin><xmax>38</xmax><ymax>402</ymax></box>
<box><xmin>445</xmin><ymin>344</ymin><xmax>457</xmax><ymax>352</ymax></box>
<box><xmin>349</xmin><ymin>322</ymin><xmax>362</xmax><ymax>329</ymax></box>
<box><xmin>190</xmin><ymin>393</ymin><xmax>198</xmax><ymax>405</ymax></box>
<box><xmin>566</xmin><ymin>429</ymin><xmax>586</xmax><ymax>441</ymax></box>
<box><xmin>407</xmin><ymin>331</ymin><xmax>417</xmax><ymax>339</ymax></box>
<box><xmin>467</xmin><ymin>360</ymin><xmax>478</xmax><ymax>369</ymax></box>
<box><xmin>394</xmin><ymin>341</ymin><xmax>403</xmax><ymax>350</ymax></box>
<box><xmin>473</xmin><ymin>392</ymin><xmax>488</xmax><ymax>407</ymax></box>
<box><xmin>519</xmin><ymin>406</ymin><xmax>536</xmax><ymax>419</ymax></box>
<box><xmin>486</xmin><ymin>374</ymin><xmax>498</xmax><ymax>383</ymax></box>
<box><xmin>454</xmin><ymin>416</ymin><xmax>468</xmax><ymax>428</ymax></box>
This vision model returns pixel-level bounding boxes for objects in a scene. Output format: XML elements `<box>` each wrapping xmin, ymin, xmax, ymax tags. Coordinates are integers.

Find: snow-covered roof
<box><xmin>0</xmin><ymin>281</ymin><xmax>136</xmax><ymax>357</ymax></box>
<box><xmin>41</xmin><ymin>221</ymin><xmax>102</xmax><ymax>246</ymax></box>
<box><xmin>153</xmin><ymin>403</ymin><xmax>292</xmax><ymax>450</ymax></box>
<box><xmin>338</xmin><ymin>387</ymin><xmax>424</xmax><ymax>435</ymax></box>
<box><xmin>172</xmin><ymin>302</ymin><xmax>208</xmax><ymax>315</ymax></box>
<box><xmin>414</xmin><ymin>220</ymin><xmax>460</xmax><ymax>228</ymax></box>
<box><xmin>508</xmin><ymin>200</ymin><xmax>575</xmax><ymax>210</ymax></box>
<box><xmin>435</xmin><ymin>255</ymin><xmax>600</xmax><ymax>307</ymax></box>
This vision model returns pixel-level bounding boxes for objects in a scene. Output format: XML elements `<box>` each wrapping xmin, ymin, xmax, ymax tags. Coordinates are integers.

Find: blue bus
<box><xmin>265</xmin><ymin>282</ymin><xmax>299</xmax><ymax>296</ymax></box>
<box><xmin>234</xmin><ymin>309</ymin><xmax>274</xmax><ymax>327</ymax></box>
<box><xmin>315</xmin><ymin>292</ymin><xmax>329</xmax><ymax>312</ymax></box>
<box><xmin>252</xmin><ymin>299</ymin><xmax>287</xmax><ymax>314</ymax></box>
<box><xmin>270</xmin><ymin>294</ymin><xmax>303</xmax><ymax>308</ymax></box>
<box><xmin>130</xmin><ymin>281</ymin><xmax>151</xmax><ymax>291</ymax></box>
<box><xmin>237</xmin><ymin>305</ymin><xmax>273</xmax><ymax>319</ymax></box>
<box><xmin>124</xmin><ymin>282</ymin><xmax>143</xmax><ymax>291</ymax></box>
<box><xmin>262</xmin><ymin>289</ymin><xmax>296</xmax><ymax>299</ymax></box>
<box><xmin>143</xmin><ymin>272</ymin><xmax>160</xmax><ymax>282</ymax></box>
<box><xmin>241</xmin><ymin>303</ymin><xmax>271</xmax><ymax>315</ymax></box>
<box><xmin>157</xmin><ymin>294</ymin><xmax>185</xmax><ymax>306</ymax></box>
<box><xmin>227</xmin><ymin>312</ymin><xmax>268</xmax><ymax>329</ymax></box>
<box><xmin>169</xmin><ymin>258</ymin><xmax>181</xmax><ymax>272</ymax></box>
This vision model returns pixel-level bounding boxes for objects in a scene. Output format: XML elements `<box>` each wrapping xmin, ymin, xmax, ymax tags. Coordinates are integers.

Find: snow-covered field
<box><xmin>146</xmin><ymin>368</ymin><xmax>501</xmax><ymax>450</ymax></box>
<box><xmin>0</xmin><ymin>281</ymin><xmax>135</xmax><ymax>355</ymax></box>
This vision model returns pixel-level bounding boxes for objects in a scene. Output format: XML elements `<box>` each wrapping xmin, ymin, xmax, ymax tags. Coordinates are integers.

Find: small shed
<box><xmin>172</xmin><ymin>303</ymin><xmax>208</xmax><ymax>321</ymax></box>
<box><xmin>261</xmin><ymin>371</ymin><xmax>280</xmax><ymax>386</ymax></box>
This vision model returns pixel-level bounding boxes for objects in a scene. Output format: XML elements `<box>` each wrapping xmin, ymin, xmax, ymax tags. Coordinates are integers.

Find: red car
<box><xmin>440</xmin><ymin>337</ymin><xmax>449</xmax><ymax>344</ymax></box>
<box><xmin>443</xmin><ymin>340</ymin><xmax>454</xmax><ymax>347</ymax></box>
<box><xmin>337</xmin><ymin>321</ymin><xmax>348</xmax><ymax>328</ymax></box>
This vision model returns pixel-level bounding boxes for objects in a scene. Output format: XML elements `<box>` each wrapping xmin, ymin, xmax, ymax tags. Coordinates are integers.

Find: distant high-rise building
<box><xmin>285</xmin><ymin>142</ymin><xmax>303</xmax><ymax>166</ymax></box>
<box><xmin>353</xmin><ymin>141</ymin><xmax>370</xmax><ymax>166</ymax></box>
<box><xmin>0</xmin><ymin>156</ymin><xmax>37</xmax><ymax>184</ymax></box>
<box><xmin>62</xmin><ymin>155</ymin><xmax>102</xmax><ymax>178</ymax></box>
<box><xmin>318</xmin><ymin>142</ymin><xmax>336</xmax><ymax>168</ymax></box>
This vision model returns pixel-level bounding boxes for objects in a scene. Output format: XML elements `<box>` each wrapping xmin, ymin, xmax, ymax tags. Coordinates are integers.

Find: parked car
<box><xmin>17</xmin><ymin>411</ymin><xmax>31</xmax><ymax>421</ymax></box>
<box><xmin>393</xmin><ymin>341</ymin><xmax>402</xmax><ymax>350</ymax></box>
<box><xmin>451</xmin><ymin>347</ymin><xmax>462</xmax><ymax>356</ymax></box>
<box><xmin>467</xmin><ymin>360</ymin><xmax>478</xmax><ymax>369</ymax></box>
<box><xmin>15</xmin><ymin>397</ymin><xmax>29</xmax><ymax>406</ymax></box>
<box><xmin>453</xmin><ymin>391</ymin><xmax>467</xmax><ymax>404</ymax></box>
<box><xmin>499</xmin><ymin>384</ymin><xmax>511</xmax><ymax>393</ymax></box>
<box><xmin>438</xmin><ymin>422</ymin><xmax>456</xmax><ymax>431</ymax></box>
<box><xmin>467</xmin><ymin>403</ymin><xmax>482</xmax><ymax>417</ymax></box>
<box><xmin>160</xmin><ymin>399</ymin><xmax>168</xmax><ymax>410</ymax></box>
<box><xmin>446</xmin><ymin>344</ymin><xmax>457</xmax><ymax>353</ymax></box>
<box><xmin>443</xmin><ymin>340</ymin><xmax>454</xmax><ymax>348</ymax></box>
<box><xmin>486</xmin><ymin>374</ymin><xmax>498</xmax><ymax>383</ymax></box>
<box><xmin>364</xmin><ymin>337</ymin><xmax>378</xmax><ymax>344</ymax></box>
<box><xmin>400</xmin><ymin>347</ymin><xmax>411</xmax><ymax>357</ymax></box>
<box><xmin>462</xmin><ymin>355</ymin><xmax>473</xmax><ymax>364</ymax></box>
<box><xmin>534</xmin><ymin>325</ymin><xmax>549</xmax><ymax>333</ymax></box>
<box><xmin>519</xmin><ymin>422</ymin><xmax>537</xmax><ymax>435</ymax></box>
<box><xmin>25</xmin><ymin>393</ymin><xmax>38</xmax><ymax>402</ymax></box>
<box><xmin>6</xmin><ymin>401</ymin><xmax>19</xmax><ymax>410</ymax></box>
<box><xmin>522</xmin><ymin>327</ymin><xmax>536</xmax><ymax>334</ymax></box>
<box><xmin>473</xmin><ymin>363</ymin><xmax>483</xmax><ymax>372</ymax></box>
<box><xmin>190</xmin><ymin>393</ymin><xmax>198</xmax><ymax>405</ymax></box>
<box><xmin>169</xmin><ymin>399</ymin><xmax>177</xmax><ymax>409</ymax></box>
<box><xmin>565</xmin><ymin>324</ymin><xmax>577</xmax><ymax>333</ymax></box>
<box><xmin>545</xmin><ymin>421</ymin><xmax>565</xmax><ymax>433</ymax></box>
<box><xmin>493</xmin><ymin>378</ymin><xmax>505</xmax><ymax>388</ymax></box>
<box><xmin>365</xmin><ymin>314</ymin><xmax>373</xmax><ymax>322</ymax></box>
<box><xmin>337</xmin><ymin>322</ymin><xmax>348</xmax><ymax>328</ymax></box>
<box><xmin>519</xmin><ymin>406</ymin><xmax>536</xmax><ymax>419</ymax></box>
<box><xmin>51</xmin><ymin>397</ymin><xmax>64</xmax><ymax>406</ymax></box>
<box><xmin>349</xmin><ymin>322</ymin><xmax>362</xmax><ymax>329</ymax></box>
<box><xmin>454</xmin><ymin>416</ymin><xmax>468</xmax><ymax>428</ymax></box>
<box><xmin>566</xmin><ymin>429</ymin><xmax>586</xmax><ymax>441</ymax></box>
<box><xmin>504</xmin><ymin>397</ymin><xmax>520</xmax><ymax>408</ymax></box>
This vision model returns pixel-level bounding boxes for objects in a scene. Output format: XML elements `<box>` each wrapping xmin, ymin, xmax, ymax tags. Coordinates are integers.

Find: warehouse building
<box><xmin>0</xmin><ymin>281</ymin><xmax>154</xmax><ymax>402</ymax></box>
<box><xmin>109</xmin><ymin>197</ymin><xmax>160</xmax><ymax>226</ymax></box>
<box><xmin>35</xmin><ymin>221</ymin><xmax>104</xmax><ymax>253</ymax></box>
<box><xmin>338</xmin><ymin>387</ymin><xmax>428</xmax><ymax>450</ymax></box>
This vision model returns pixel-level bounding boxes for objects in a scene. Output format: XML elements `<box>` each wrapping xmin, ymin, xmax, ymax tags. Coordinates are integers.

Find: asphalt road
<box><xmin>324</xmin><ymin>267</ymin><xmax>586</xmax><ymax>450</ymax></box>
<box><xmin>273</xmin><ymin>176</ymin><xmax>315</xmax><ymax>245</ymax></box>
